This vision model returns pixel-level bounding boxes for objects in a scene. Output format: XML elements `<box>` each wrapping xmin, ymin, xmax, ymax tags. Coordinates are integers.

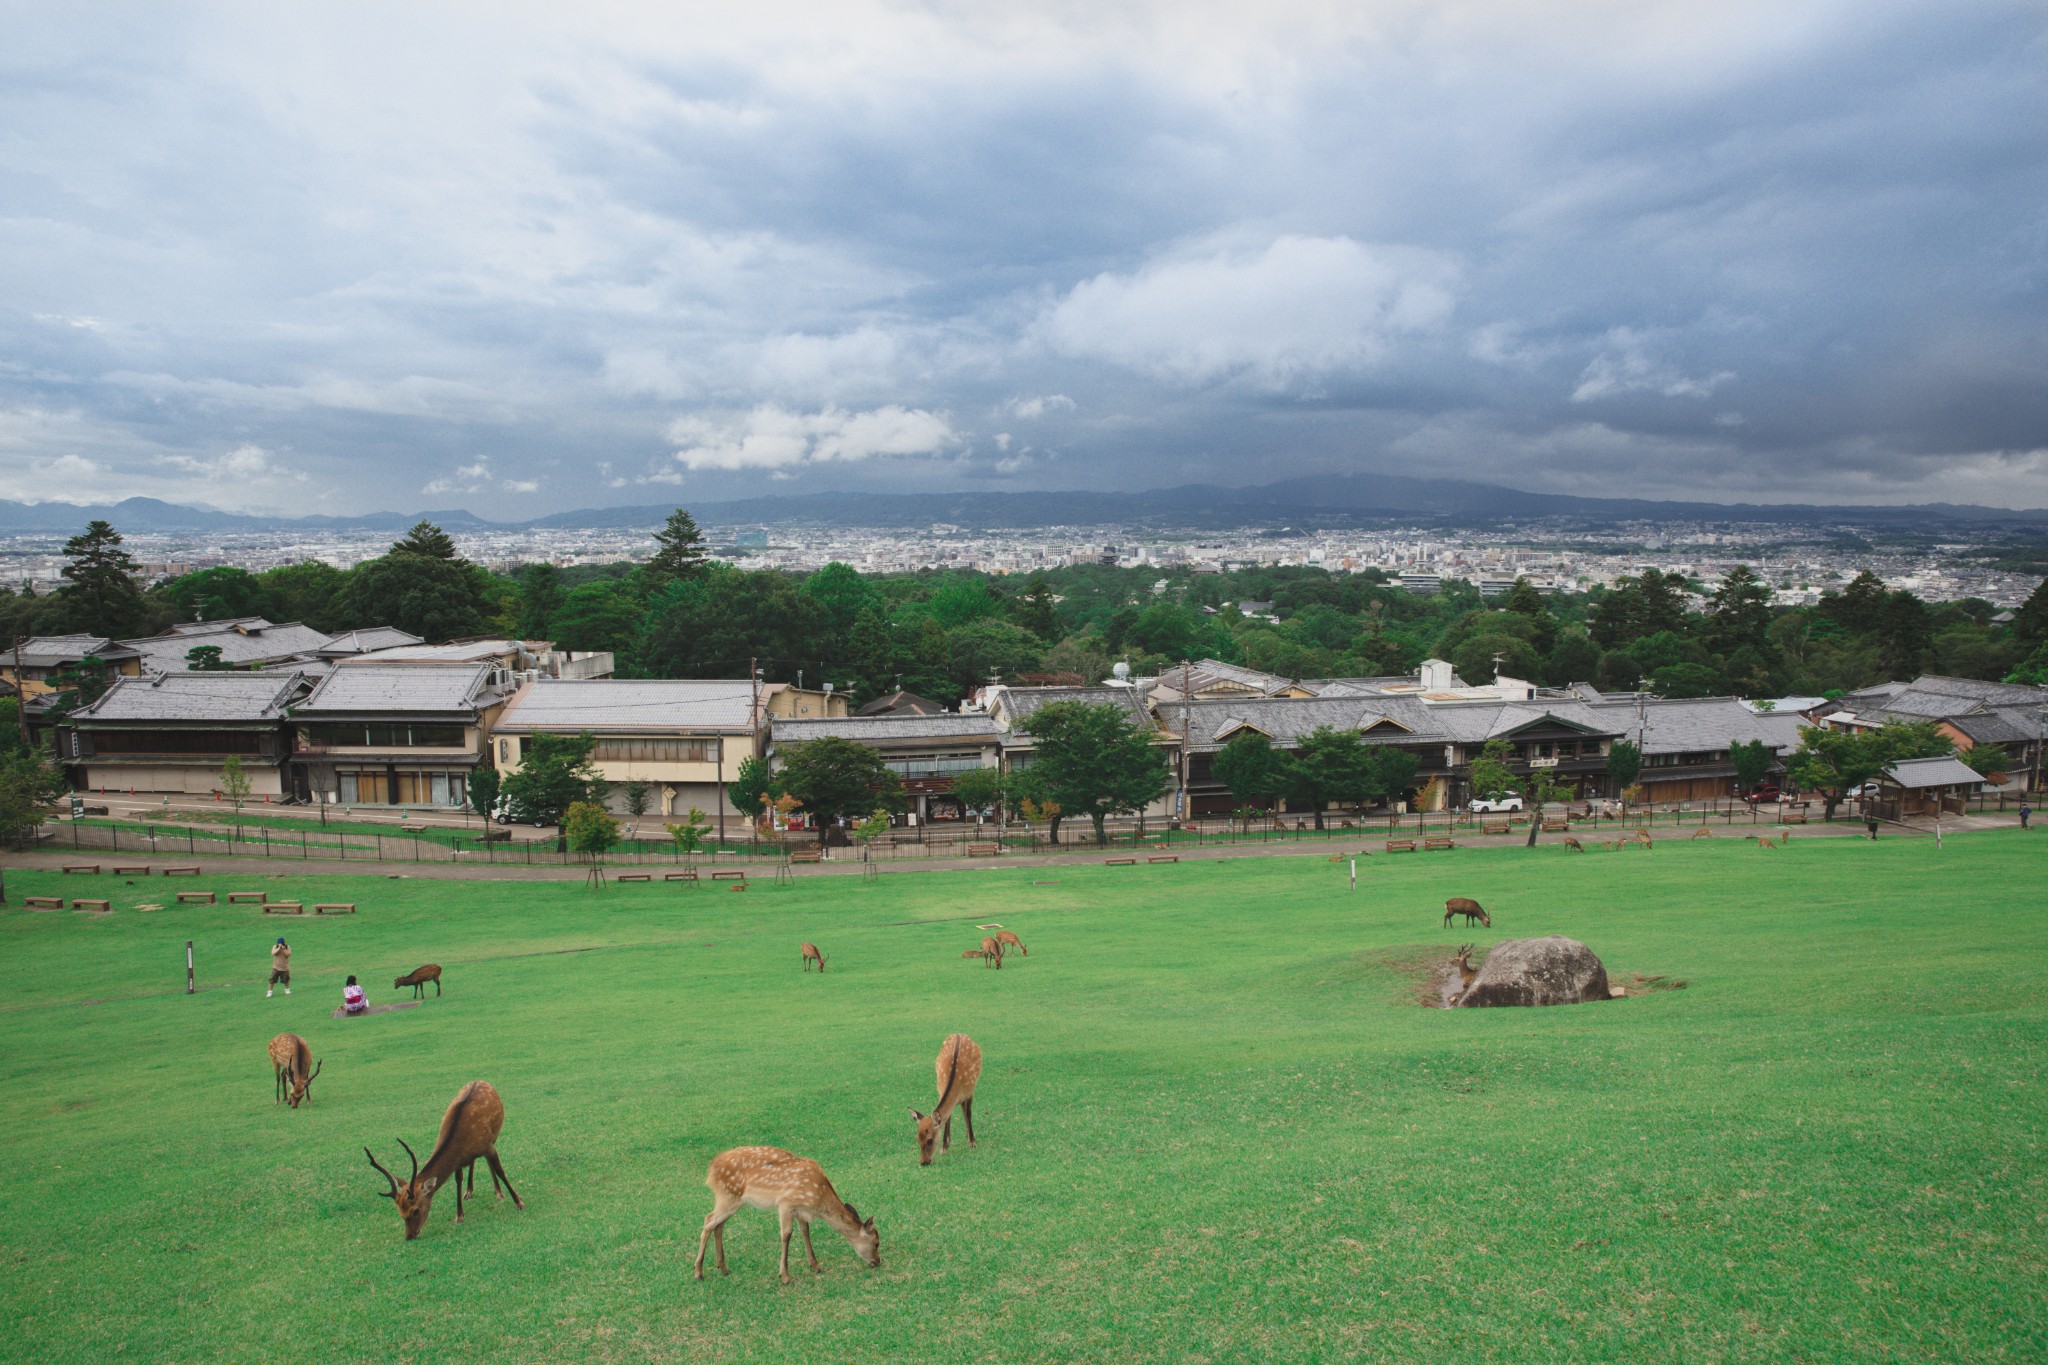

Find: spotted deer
<box><xmin>909</xmin><ymin>1032</ymin><xmax>982</xmax><ymax>1165</ymax></box>
<box><xmin>394</xmin><ymin>964</ymin><xmax>442</xmax><ymax>999</ymax></box>
<box><xmin>978</xmin><ymin>936</ymin><xmax>1003</xmax><ymax>969</ymax></box>
<box><xmin>801</xmin><ymin>942</ymin><xmax>826</xmax><ymax>973</ymax></box>
<box><xmin>364</xmin><ymin>1080</ymin><xmax>524</xmax><ymax>1240</ymax></box>
<box><xmin>694</xmin><ymin>1146</ymin><xmax>880</xmax><ymax>1285</ymax></box>
<box><xmin>993</xmin><ymin>930</ymin><xmax>1027</xmax><ymax>956</ymax></box>
<box><xmin>1443</xmin><ymin>897</ymin><xmax>1490</xmax><ymax>929</ymax></box>
<box><xmin>268</xmin><ymin>1033</ymin><xmax>321</xmax><ymax>1108</ymax></box>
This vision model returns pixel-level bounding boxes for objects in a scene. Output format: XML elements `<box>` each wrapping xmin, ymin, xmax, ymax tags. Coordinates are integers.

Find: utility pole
<box><xmin>1178</xmin><ymin>659</ymin><xmax>1191</xmax><ymax>826</ymax></box>
<box><xmin>748</xmin><ymin>657</ymin><xmax>761</xmax><ymax>849</ymax></box>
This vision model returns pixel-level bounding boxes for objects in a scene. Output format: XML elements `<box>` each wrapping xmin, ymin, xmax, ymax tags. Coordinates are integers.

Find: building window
<box><xmin>302</xmin><ymin>723</ymin><xmax>465</xmax><ymax>748</ymax></box>
<box><xmin>588</xmin><ymin>737</ymin><xmax>722</xmax><ymax>764</ymax></box>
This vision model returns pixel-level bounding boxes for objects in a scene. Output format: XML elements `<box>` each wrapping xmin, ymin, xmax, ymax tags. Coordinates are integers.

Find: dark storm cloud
<box><xmin>0</xmin><ymin>1</ymin><xmax>2043</xmax><ymax>515</ymax></box>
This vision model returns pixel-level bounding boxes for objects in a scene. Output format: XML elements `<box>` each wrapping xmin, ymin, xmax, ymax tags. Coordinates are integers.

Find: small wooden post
<box><xmin>185</xmin><ymin>941</ymin><xmax>195</xmax><ymax>995</ymax></box>
<box><xmin>1349</xmin><ymin>857</ymin><xmax>1356</xmax><ymax>892</ymax></box>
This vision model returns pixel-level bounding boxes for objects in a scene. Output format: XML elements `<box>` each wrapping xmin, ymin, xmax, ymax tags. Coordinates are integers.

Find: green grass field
<box><xmin>2</xmin><ymin>835</ymin><xmax>2043</xmax><ymax>1362</ymax></box>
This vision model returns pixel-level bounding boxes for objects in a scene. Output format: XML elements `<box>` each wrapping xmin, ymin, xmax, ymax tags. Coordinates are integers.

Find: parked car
<box><xmin>1741</xmin><ymin>784</ymin><xmax>1783</xmax><ymax>805</ymax></box>
<box><xmin>493</xmin><ymin>795</ymin><xmax>557</xmax><ymax>827</ymax></box>
<box><xmin>1469</xmin><ymin>793</ymin><xmax>1524</xmax><ymax>813</ymax></box>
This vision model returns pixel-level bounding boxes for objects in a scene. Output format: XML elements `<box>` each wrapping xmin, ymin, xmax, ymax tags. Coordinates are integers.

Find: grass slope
<box><xmin>1</xmin><ymin>835</ymin><xmax>2043</xmax><ymax>1363</ymax></box>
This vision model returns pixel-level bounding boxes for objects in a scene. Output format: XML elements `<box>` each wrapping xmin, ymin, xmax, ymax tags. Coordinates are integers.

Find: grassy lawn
<box><xmin>1</xmin><ymin>834</ymin><xmax>2042</xmax><ymax>1362</ymax></box>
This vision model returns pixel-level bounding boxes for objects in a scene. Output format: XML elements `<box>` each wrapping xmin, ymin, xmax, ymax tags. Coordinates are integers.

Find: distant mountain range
<box><xmin>4</xmin><ymin>477</ymin><xmax>2048</xmax><ymax>536</ymax></box>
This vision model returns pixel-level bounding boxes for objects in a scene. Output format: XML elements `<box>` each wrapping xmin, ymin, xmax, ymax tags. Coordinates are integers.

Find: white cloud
<box><xmin>423</xmin><ymin>456</ymin><xmax>538</xmax><ymax>496</ymax></box>
<box><xmin>1001</xmin><ymin>394</ymin><xmax>1076</xmax><ymax>420</ymax></box>
<box><xmin>1572</xmin><ymin>328</ymin><xmax>1736</xmax><ymax>402</ymax></box>
<box><xmin>158</xmin><ymin>442</ymin><xmax>307</xmax><ymax>485</ymax></box>
<box><xmin>667</xmin><ymin>404</ymin><xmax>961</xmax><ymax>472</ymax></box>
<box><xmin>1034</xmin><ymin>236</ymin><xmax>1458</xmax><ymax>388</ymax></box>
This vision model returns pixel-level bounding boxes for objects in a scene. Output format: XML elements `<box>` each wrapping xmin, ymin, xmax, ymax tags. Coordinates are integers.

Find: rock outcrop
<box><xmin>1455</xmin><ymin>935</ymin><xmax>1611</xmax><ymax>1008</ymax></box>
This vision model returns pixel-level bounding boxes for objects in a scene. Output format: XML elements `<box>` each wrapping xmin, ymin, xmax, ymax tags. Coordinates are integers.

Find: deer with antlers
<box><xmin>267</xmin><ymin>1033</ymin><xmax>321</xmax><ymax>1108</ymax></box>
<box><xmin>801</xmin><ymin>942</ymin><xmax>826</xmax><ymax>973</ymax></box>
<box><xmin>909</xmin><ymin>1033</ymin><xmax>982</xmax><ymax>1165</ymax></box>
<box><xmin>993</xmin><ymin>930</ymin><xmax>1026</xmax><ymax>956</ymax></box>
<box><xmin>1449</xmin><ymin>944</ymin><xmax>1480</xmax><ymax>1003</ymax></box>
<box><xmin>694</xmin><ymin>1146</ymin><xmax>880</xmax><ymax>1285</ymax></box>
<box><xmin>394</xmin><ymin>964</ymin><xmax>442</xmax><ymax>999</ymax></box>
<box><xmin>364</xmin><ymin>1080</ymin><xmax>524</xmax><ymax>1240</ymax></box>
<box><xmin>1443</xmin><ymin>897</ymin><xmax>1491</xmax><ymax>929</ymax></box>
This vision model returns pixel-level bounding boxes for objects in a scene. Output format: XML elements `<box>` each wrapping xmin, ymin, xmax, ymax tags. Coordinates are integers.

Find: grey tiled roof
<box><xmin>11</xmin><ymin>634</ymin><xmax>125</xmax><ymax>667</ymax></box>
<box><xmin>318</xmin><ymin>626</ymin><xmax>426</xmax><ymax>656</ymax></box>
<box><xmin>773</xmin><ymin>714</ymin><xmax>1000</xmax><ymax>743</ymax></box>
<box><xmin>495</xmin><ymin>679</ymin><xmax>757</xmax><ymax>732</ymax></box>
<box><xmin>1583</xmin><ymin>698</ymin><xmax>1806</xmax><ymax>754</ymax></box>
<box><xmin>352</xmin><ymin>640</ymin><xmax>522</xmax><ymax>663</ymax></box>
<box><xmin>73</xmin><ymin>671</ymin><xmax>306</xmax><ymax>723</ymax></box>
<box><xmin>1946</xmin><ymin>709</ymin><xmax>2038</xmax><ymax>745</ymax></box>
<box><xmin>1883</xmin><ymin>755</ymin><xmax>1984</xmax><ymax>788</ymax></box>
<box><xmin>996</xmin><ymin>685</ymin><xmax>1153</xmax><ymax>733</ymax></box>
<box><xmin>122</xmin><ymin>621</ymin><xmax>332</xmax><ymax>670</ymax></box>
<box><xmin>295</xmin><ymin>664</ymin><xmax>499</xmax><ymax>717</ymax></box>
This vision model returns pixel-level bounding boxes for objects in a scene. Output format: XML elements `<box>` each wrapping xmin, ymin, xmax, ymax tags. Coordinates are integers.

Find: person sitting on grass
<box><xmin>342</xmin><ymin>975</ymin><xmax>368</xmax><ymax>1016</ymax></box>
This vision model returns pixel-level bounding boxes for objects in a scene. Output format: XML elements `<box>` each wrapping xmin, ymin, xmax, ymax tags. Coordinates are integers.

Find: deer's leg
<box><xmin>454</xmin><ymin>1172</ymin><xmax>465</xmax><ymax>1222</ymax></box>
<box><xmin>434</xmin><ymin>976</ymin><xmax>441</xmax><ymax>996</ymax></box>
<box><xmin>777</xmin><ymin>1207</ymin><xmax>797</xmax><ymax>1285</ymax></box>
<box><xmin>696</xmin><ymin>1195</ymin><xmax>740</xmax><ymax>1279</ymax></box>
<box><xmin>484</xmin><ymin>1149</ymin><xmax>523</xmax><ymax>1209</ymax></box>
<box><xmin>800</xmin><ymin>1218</ymin><xmax>821</xmax><ymax>1273</ymax></box>
<box><xmin>963</xmin><ymin>1095</ymin><xmax>977</xmax><ymax>1147</ymax></box>
<box><xmin>942</xmin><ymin>1114</ymin><xmax>953</xmax><ymax>1151</ymax></box>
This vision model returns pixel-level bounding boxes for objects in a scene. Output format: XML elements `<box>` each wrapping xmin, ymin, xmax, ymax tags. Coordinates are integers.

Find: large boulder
<box><xmin>1455</xmin><ymin>936</ymin><xmax>1610</xmax><ymax>1008</ymax></box>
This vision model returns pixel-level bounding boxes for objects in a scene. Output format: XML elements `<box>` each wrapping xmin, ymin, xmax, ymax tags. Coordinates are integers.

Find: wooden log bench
<box><xmin>314</xmin><ymin>903</ymin><xmax>356</xmax><ymax>915</ymax></box>
<box><xmin>1541</xmin><ymin>819</ymin><xmax>1569</xmax><ymax>833</ymax></box>
<box><xmin>62</xmin><ymin>864</ymin><xmax>100</xmax><ymax>875</ymax></box>
<box><xmin>1384</xmin><ymin>839</ymin><xmax>1417</xmax><ymax>853</ymax></box>
<box><xmin>177</xmin><ymin>891</ymin><xmax>216</xmax><ymax>904</ymax></box>
<box><xmin>614</xmin><ymin>873</ymin><xmax>652</xmax><ymax>882</ymax></box>
<box><xmin>1147</xmin><ymin>854</ymin><xmax>1179</xmax><ymax>864</ymax></box>
<box><xmin>711</xmin><ymin>870</ymin><xmax>747</xmax><ymax>882</ymax></box>
<box><xmin>72</xmin><ymin>899</ymin><xmax>112</xmax><ymax>913</ymax></box>
<box><xmin>24</xmin><ymin>896</ymin><xmax>64</xmax><ymax>910</ymax></box>
<box><xmin>1104</xmin><ymin>856</ymin><xmax>1137</xmax><ymax>866</ymax></box>
<box><xmin>789</xmin><ymin>848</ymin><xmax>824</xmax><ymax>864</ymax></box>
<box><xmin>966</xmin><ymin>842</ymin><xmax>1002</xmax><ymax>857</ymax></box>
<box><xmin>227</xmin><ymin>892</ymin><xmax>267</xmax><ymax>904</ymax></box>
<box><xmin>263</xmin><ymin>902</ymin><xmax>305</xmax><ymax>915</ymax></box>
<box><xmin>163</xmin><ymin>865</ymin><xmax>202</xmax><ymax>876</ymax></box>
<box><xmin>1424</xmin><ymin>837</ymin><xmax>1457</xmax><ymax>851</ymax></box>
<box><xmin>1480</xmin><ymin>820</ymin><xmax>1510</xmax><ymax>836</ymax></box>
<box><xmin>665</xmin><ymin>869</ymin><xmax>699</xmax><ymax>883</ymax></box>
<box><xmin>1780</xmin><ymin>811</ymin><xmax>1808</xmax><ymax>825</ymax></box>
<box><xmin>111</xmin><ymin>864</ymin><xmax>151</xmax><ymax>876</ymax></box>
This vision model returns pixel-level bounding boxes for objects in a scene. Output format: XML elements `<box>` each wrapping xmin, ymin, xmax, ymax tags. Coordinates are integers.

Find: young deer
<box><xmin>978</xmin><ymin>936</ymin><xmax>1003</xmax><ymax>969</ymax></box>
<box><xmin>394</xmin><ymin>964</ymin><xmax>442</xmax><ymax>999</ymax></box>
<box><xmin>801</xmin><ymin>942</ymin><xmax>826</xmax><ymax>973</ymax></box>
<box><xmin>1443</xmin><ymin>897</ymin><xmax>1491</xmax><ymax>929</ymax></box>
<box><xmin>365</xmin><ymin>1080</ymin><xmax>524</xmax><ymax>1240</ymax></box>
<box><xmin>694</xmin><ymin>1146</ymin><xmax>880</xmax><ymax>1285</ymax></box>
<box><xmin>993</xmin><ymin>930</ymin><xmax>1026</xmax><ymax>956</ymax></box>
<box><xmin>267</xmin><ymin>1033</ymin><xmax>321</xmax><ymax>1108</ymax></box>
<box><xmin>909</xmin><ymin>1033</ymin><xmax>982</xmax><ymax>1165</ymax></box>
<box><xmin>960</xmin><ymin>948</ymin><xmax>993</xmax><ymax>962</ymax></box>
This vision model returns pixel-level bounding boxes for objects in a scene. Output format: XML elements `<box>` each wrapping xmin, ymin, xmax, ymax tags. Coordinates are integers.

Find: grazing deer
<box><xmin>694</xmin><ymin>1146</ymin><xmax>880</xmax><ymax>1285</ymax></box>
<box><xmin>1562</xmin><ymin>836</ymin><xmax>1584</xmax><ymax>852</ymax></box>
<box><xmin>979</xmin><ymin>936</ymin><xmax>1003</xmax><ymax>969</ymax></box>
<box><xmin>909</xmin><ymin>1033</ymin><xmax>983</xmax><ymax>1165</ymax></box>
<box><xmin>1443</xmin><ymin>897</ymin><xmax>1491</xmax><ymax>929</ymax></box>
<box><xmin>394</xmin><ymin>964</ymin><xmax>442</xmax><ymax>999</ymax></box>
<box><xmin>1450</xmin><ymin>944</ymin><xmax>1479</xmax><ymax>1002</ymax></box>
<box><xmin>1690</xmin><ymin>827</ymin><xmax>1713</xmax><ymax>840</ymax></box>
<box><xmin>364</xmin><ymin>1080</ymin><xmax>524</xmax><ymax>1240</ymax></box>
<box><xmin>1633</xmin><ymin>829</ymin><xmax>1654</xmax><ymax>849</ymax></box>
<box><xmin>1756</xmin><ymin>835</ymin><xmax>1777</xmax><ymax>851</ymax></box>
<box><xmin>993</xmin><ymin>930</ymin><xmax>1027</xmax><ymax>956</ymax></box>
<box><xmin>801</xmin><ymin>942</ymin><xmax>826</xmax><ymax>973</ymax></box>
<box><xmin>267</xmin><ymin>1033</ymin><xmax>321</xmax><ymax>1108</ymax></box>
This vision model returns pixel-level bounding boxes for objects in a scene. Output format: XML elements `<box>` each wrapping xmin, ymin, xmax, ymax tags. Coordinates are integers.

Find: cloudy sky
<box><xmin>3</xmin><ymin>1</ymin><xmax>2045</xmax><ymax>516</ymax></box>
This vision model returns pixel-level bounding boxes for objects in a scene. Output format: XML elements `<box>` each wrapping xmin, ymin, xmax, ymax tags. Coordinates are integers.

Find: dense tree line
<box><xmin>10</xmin><ymin>509</ymin><xmax>2048</xmax><ymax>708</ymax></box>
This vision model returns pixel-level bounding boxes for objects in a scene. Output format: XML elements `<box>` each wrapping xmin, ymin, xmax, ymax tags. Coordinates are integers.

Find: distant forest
<box><xmin>11</xmin><ymin>510</ymin><xmax>2048</xmax><ymax>707</ymax></box>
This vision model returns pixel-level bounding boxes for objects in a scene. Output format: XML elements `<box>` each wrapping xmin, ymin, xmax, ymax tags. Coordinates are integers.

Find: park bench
<box><xmin>1147</xmin><ymin>854</ymin><xmax>1179</xmax><ymax>864</ymax></box>
<box><xmin>62</xmin><ymin>863</ymin><xmax>99</xmax><ymax>875</ymax></box>
<box><xmin>177</xmin><ymin>891</ymin><xmax>216</xmax><ymax>904</ymax></box>
<box><xmin>966</xmin><ymin>842</ymin><xmax>1001</xmax><ymax>857</ymax></box>
<box><xmin>665</xmin><ymin>869</ymin><xmax>699</xmax><ymax>883</ymax></box>
<box><xmin>789</xmin><ymin>848</ymin><xmax>824</xmax><ymax>864</ymax></box>
<box><xmin>314</xmin><ymin>903</ymin><xmax>356</xmax><ymax>915</ymax></box>
<box><xmin>1424</xmin><ymin>837</ymin><xmax>1456</xmax><ymax>851</ymax></box>
<box><xmin>72</xmin><ymin>899</ymin><xmax>111</xmax><ymax>913</ymax></box>
<box><xmin>615</xmin><ymin>873</ymin><xmax>652</xmax><ymax>882</ymax></box>
<box><xmin>1480</xmin><ymin>820</ymin><xmax>1509</xmax><ymax>836</ymax></box>
<box><xmin>111</xmin><ymin>864</ymin><xmax>150</xmax><ymax>876</ymax></box>
<box><xmin>1781</xmin><ymin>811</ymin><xmax>1807</xmax><ymax>825</ymax></box>
<box><xmin>711</xmin><ymin>870</ymin><xmax>746</xmax><ymax>882</ymax></box>
<box><xmin>163</xmin><ymin>865</ymin><xmax>201</xmax><ymax>876</ymax></box>
<box><xmin>1541</xmin><ymin>819</ymin><xmax>1569</xmax><ymax>833</ymax></box>
<box><xmin>226</xmin><ymin>892</ymin><xmax>266</xmax><ymax>904</ymax></box>
<box><xmin>1384</xmin><ymin>839</ymin><xmax>1417</xmax><ymax>853</ymax></box>
<box><xmin>264</xmin><ymin>902</ymin><xmax>305</xmax><ymax>915</ymax></box>
<box><xmin>24</xmin><ymin>896</ymin><xmax>63</xmax><ymax>910</ymax></box>
<box><xmin>1104</xmin><ymin>856</ymin><xmax>1136</xmax><ymax>866</ymax></box>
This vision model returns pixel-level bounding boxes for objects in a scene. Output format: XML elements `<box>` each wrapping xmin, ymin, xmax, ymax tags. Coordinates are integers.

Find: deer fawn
<box><xmin>961</xmin><ymin>948</ymin><xmax>993</xmax><ymax>963</ymax></box>
<box><xmin>268</xmin><ymin>1033</ymin><xmax>321</xmax><ymax>1108</ymax></box>
<box><xmin>394</xmin><ymin>964</ymin><xmax>442</xmax><ymax>999</ymax></box>
<box><xmin>801</xmin><ymin>943</ymin><xmax>826</xmax><ymax>973</ymax></box>
<box><xmin>978</xmin><ymin>936</ymin><xmax>1003</xmax><ymax>969</ymax></box>
<box><xmin>993</xmin><ymin>930</ymin><xmax>1026</xmax><ymax>956</ymax></box>
<box><xmin>694</xmin><ymin>1146</ymin><xmax>880</xmax><ymax>1285</ymax></box>
<box><xmin>365</xmin><ymin>1080</ymin><xmax>524</xmax><ymax>1240</ymax></box>
<box><xmin>1443</xmin><ymin>897</ymin><xmax>1490</xmax><ymax>928</ymax></box>
<box><xmin>909</xmin><ymin>1033</ymin><xmax>982</xmax><ymax>1165</ymax></box>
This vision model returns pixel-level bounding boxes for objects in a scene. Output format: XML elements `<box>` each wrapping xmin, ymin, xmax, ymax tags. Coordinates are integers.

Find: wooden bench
<box><xmin>1540</xmin><ymin>819</ymin><xmax>1568</xmax><ymax>833</ymax></box>
<box><xmin>314</xmin><ymin>903</ymin><xmax>356</xmax><ymax>915</ymax></box>
<box><xmin>163</xmin><ymin>865</ymin><xmax>202</xmax><ymax>876</ymax></box>
<box><xmin>788</xmin><ymin>849</ymin><xmax>824</xmax><ymax>864</ymax></box>
<box><xmin>1780</xmin><ymin>811</ymin><xmax>1807</xmax><ymax>825</ymax></box>
<box><xmin>227</xmin><ymin>892</ymin><xmax>266</xmax><ymax>904</ymax></box>
<box><xmin>665</xmin><ymin>870</ymin><xmax>699</xmax><ymax>883</ymax></box>
<box><xmin>62</xmin><ymin>864</ymin><xmax>99</xmax><ymax>875</ymax></box>
<box><xmin>1385</xmin><ymin>839</ymin><xmax>1417</xmax><ymax>853</ymax></box>
<box><xmin>614</xmin><ymin>873</ymin><xmax>652</xmax><ymax>882</ymax></box>
<box><xmin>966</xmin><ymin>842</ymin><xmax>1001</xmax><ymax>857</ymax></box>
<box><xmin>1424</xmin><ymin>837</ymin><xmax>1456</xmax><ymax>851</ymax></box>
<box><xmin>1481</xmin><ymin>820</ymin><xmax>1509</xmax><ymax>836</ymax></box>
<box><xmin>72</xmin><ymin>899</ymin><xmax>111</xmax><ymax>913</ymax></box>
<box><xmin>24</xmin><ymin>896</ymin><xmax>63</xmax><ymax>910</ymax></box>
<box><xmin>263</xmin><ymin>902</ymin><xmax>305</xmax><ymax>915</ymax></box>
<box><xmin>1147</xmin><ymin>854</ymin><xmax>1179</xmax><ymax>864</ymax></box>
<box><xmin>177</xmin><ymin>891</ymin><xmax>216</xmax><ymax>904</ymax></box>
<box><xmin>111</xmin><ymin>864</ymin><xmax>150</xmax><ymax>876</ymax></box>
<box><xmin>1104</xmin><ymin>856</ymin><xmax>1136</xmax><ymax>866</ymax></box>
<box><xmin>711</xmin><ymin>871</ymin><xmax>746</xmax><ymax>882</ymax></box>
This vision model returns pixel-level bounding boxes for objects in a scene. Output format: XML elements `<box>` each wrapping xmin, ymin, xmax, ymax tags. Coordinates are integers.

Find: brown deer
<box><xmin>694</xmin><ymin>1146</ymin><xmax>880</xmax><ymax>1285</ymax></box>
<box><xmin>1756</xmin><ymin>835</ymin><xmax>1778</xmax><ymax>851</ymax></box>
<box><xmin>960</xmin><ymin>948</ymin><xmax>993</xmax><ymax>963</ymax></box>
<box><xmin>1562</xmin><ymin>836</ymin><xmax>1584</xmax><ymax>852</ymax></box>
<box><xmin>978</xmin><ymin>936</ymin><xmax>1003</xmax><ymax>969</ymax></box>
<box><xmin>394</xmin><ymin>964</ymin><xmax>442</xmax><ymax>999</ymax></box>
<box><xmin>1450</xmin><ymin>944</ymin><xmax>1479</xmax><ymax>1002</ymax></box>
<box><xmin>1690</xmin><ymin>827</ymin><xmax>1713</xmax><ymax>840</ymax></box>
<box><xmin>801</xmin><ymin>942</ymin><xmax>826</xmax><ymax>973</ymax></box>
<box><xmin>1633</xmin><ymin>829</ymin><xmax>1654</xmax><ymax>849</ymax></box>
<box><xmin>909</xmin><ymin>1032</ymin><xmax>982</xmax><ymax>1165</ymax></box>
<box><xmin>364</xmin><ymin>1080</ymin><xmax>524</xmax><ymax>1240</ymax></box>
<box><xmin>1443</xmin><ymin>897</ymin><xmax>1490</xmax><ymax>929</ymax></box>
<box><xmin>993</xmin><ymin>930</ymin><xmax>1027</xmax><ymax>956</ymax></box>
<box><xmin>268</xmin><ymin>1033</ymin><xmax>321</xmax><ymax>1108</ymax></box>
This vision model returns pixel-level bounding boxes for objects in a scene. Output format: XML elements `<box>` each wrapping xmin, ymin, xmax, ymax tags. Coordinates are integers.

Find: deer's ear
<box><xmin>907</xmin><ymin>1108</ymin><xmax>924</xmax><ymax>1121</ymax></box>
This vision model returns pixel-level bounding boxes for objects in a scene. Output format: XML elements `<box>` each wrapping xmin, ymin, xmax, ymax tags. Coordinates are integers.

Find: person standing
<box><xmin>2021</xmin><ymin>801</ymin><xmax>2032</xmax><ymax>830</ymax></box>
<box><xmin>1866</xmin><ymin>814</ymin><xmax>1880</xmax><ymax>841</ymax></box>
<box><xmin>268</xmin><ymin>937</ymin><xmax>291</xmax><ymax>997</ymax></box>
